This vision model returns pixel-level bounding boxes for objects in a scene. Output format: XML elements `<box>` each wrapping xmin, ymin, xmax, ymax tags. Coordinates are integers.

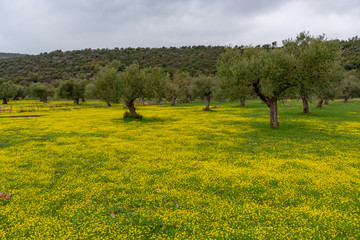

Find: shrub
<box><xmin>123</xmin><ymin>111</ymin><xmax>143</xmax><ymax>119</ymax></box>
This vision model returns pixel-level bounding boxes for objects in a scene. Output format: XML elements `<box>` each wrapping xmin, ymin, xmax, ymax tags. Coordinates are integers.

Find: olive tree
<box><xmin>251</xmin><ymin>48</ymin><xmax>296</xmax><ymax>128</ymax></box>
<box><xmin>29</xmin><ymin>82</ymin><xmax>54</xmax><ymax>102</ymax></box>
<box><xmin>341</xmin><ymin>71</ymin><xmax>360</xmax><ymax>102</ymax></box>
<box><xmin>86</xmin><ymin>60</ymin><xmax>121</xmax><ymax>106</ymax></box>
<box><xmin>0</xmin><ymin>78</ymin><xmax>17</xmax><ymax>104</ymax></box>
<box><xmin>191</xmin><ymin>76</ymin><xmax>218</xmax><ymax>111</ymax></box>
<box><xmin>166</xmin><ymin>71</ymin><xmax>193</xmax><ymax>106</ymax></box>
<box><xmin>315</xmin><ymin>64</ymin><xmax>344</xmax><ymax>108</ymax></box>
<box><xmin>118</xmin><ymin>63</ymin><xmax>150</xmax><ymax>117</ymax></box>
<box><xmin>57</xmin><ymin>79</ymin><xmax>87</xmax><ymax>104</ymax></box>
<box><xmin>217</xmin><ymin>47</ymin><xmax>296</xmax><ymax>128</ymax></box>
<box><xmin>283</xmin><ymin>32</ymin><xmax>342</xmax><ymax>113</ymax></box>
<box><xmin>90</xmin><ymin>62</ymin><xmax>163</xmax><ymax>118</ymax></box>
<box><xmin>13</xmin><ymin>85</ymin><xmax>28</xmax><ymax>100</ymax></box>
<box><xmin>143</xmin><ymin>67</ymin><xmax>168</xmax><ymax>104</ymax></box>
<box><xmin>216</xmin><ymin>48</ymin><xmax>253</xmax><ymax>106</ymax></box>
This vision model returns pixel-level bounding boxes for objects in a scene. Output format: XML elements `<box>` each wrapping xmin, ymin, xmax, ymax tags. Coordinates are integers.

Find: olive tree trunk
<box><xmin>2</xmin><ymin>98</ymin><xmax>8</xmax><ymax>104</ymax></box>
<box><xmin>253</xmin><ymin>81</ymin><xmax>279</xmax><ymax>129</ymax></box>
<box><xmin>74</xmin><ymin>98</ymin><xmax>80</xmax><ymax>105</ymax></box>
<box><xmin>240</xmin><ymin>98</ymin><xmax>245</xmax><ymax>107</ymax></box>
<box><xmin>344</xmin><ymin>97</ymin><xmax>349</xmax><ymax>103</ymax></box>
<box><xmin>302</xmin><ymin>97</ymin><xmax>310</xmax><ymax>114</ymax></box>
<box><xmin>106</xmin><ymin>101</ymin><xmax>111</xmax><ymax>107</ymax></box>
<box><xmin>126</xmin><ymin>100</ymin><xmax>139</xmax><ymax>116</ymax></box>
<box><xmin>269</xmin><ymin>98</ymin><xmax>279</xmax><ymax>128</ymax></box>
<box><xmin>317</xmin><ymin>99</ymin><xmax>323</xmax><ymax>108</ymax></box>
<box><xmin>171</xmin><ymin>96</ymin><xmax>176</xmax><ymax>106</ymax></box>
<box><xmin>204</xmin><ymin>95</ymin><xmax>211</xmax><ymax>111</ymax></box>
<box><xmin>324</xmin><ymin>99</ymin><xmax>329</xmax><ymax>105</ymax></box>
<box><xmin>40</xmin><ymin>97</ymin><xmax>47</xmax><ymax>103</ymax></box>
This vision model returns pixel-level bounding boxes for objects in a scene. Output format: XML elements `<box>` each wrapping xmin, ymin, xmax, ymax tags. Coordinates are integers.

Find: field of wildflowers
<box><xmin>0</xmin><ymin>99</ymin><xmax>359</xmax><ymax>239</ymax></box>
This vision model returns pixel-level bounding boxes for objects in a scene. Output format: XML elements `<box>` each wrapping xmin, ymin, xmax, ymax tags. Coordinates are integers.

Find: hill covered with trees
<box><xmin>0</xmin><ymin>46</ymin><xmax>225</xmax><ymax>84</ymax></box>
<box><xmin>341</xmin><ymin>36</ymin><xmax>360</xmax><ymax>70</ymax></box>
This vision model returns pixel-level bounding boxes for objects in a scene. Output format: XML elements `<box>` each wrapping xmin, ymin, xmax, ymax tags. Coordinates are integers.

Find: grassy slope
<box><xmin>0</xmin><ymin>99</ymin><xmax>359</xmax><ymax>239</ymax></box>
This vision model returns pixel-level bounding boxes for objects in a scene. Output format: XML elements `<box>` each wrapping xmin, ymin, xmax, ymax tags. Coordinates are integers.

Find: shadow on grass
<box><xmin>0</xmin><ymin>115</ymin><xmax>44</xmax><ymax>118</ymax></box>
<box><xmin>111</xmin><ymin>117</ymin><xmax>169</xmax><ymax>124</ymax></box>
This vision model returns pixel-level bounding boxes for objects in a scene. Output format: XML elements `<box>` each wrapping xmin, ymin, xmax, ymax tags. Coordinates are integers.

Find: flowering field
<box><xmin>0</xmin><ymin>100</ymin><xmax>359</xmax><ymax>239</ymax></box>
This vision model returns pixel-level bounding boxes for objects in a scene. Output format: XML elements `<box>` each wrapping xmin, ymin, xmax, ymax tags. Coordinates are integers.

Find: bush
<box><xmin>123</xmin><ymin>111</ymin><xmax>143</xmax><ymax>119</ymax></box>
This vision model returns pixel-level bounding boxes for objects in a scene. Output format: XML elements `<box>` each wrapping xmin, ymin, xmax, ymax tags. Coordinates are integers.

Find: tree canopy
<box><xmin>192</xmin><ymin>76</ymin><xmax>218</xmax><ymax>111</ymax></box>
<box><xmin>217</xmin><ymin>47</ymin><xmax>257</xmax><ymax>106</ymax></box>
<box><xmin>283</xmin><ymin>32</ymin><xmax>342</xmax><ymax>113</ymax></box>
<box><xmin>57</xmin><ymin>79</ymin><xmax>87</xmax><ymax>104</ymax></box>
<box><xmin>29</xmin><ymin>82</ymin><xmax>54</xmax><ymax>102</ymax></box>
<box><xmin>165</xmin><ymin>71</ymin><xmax>193</xmax><ymax>106</ymax></box>
<box><xmin>0</xmin><ymin>78</ymin><xmax>17</xmax><ymax>104</ymax></box>
<box><xmin>86</xmin><ymin>60</ymin><xmax>121</xmax><ymax>106</ymax></box>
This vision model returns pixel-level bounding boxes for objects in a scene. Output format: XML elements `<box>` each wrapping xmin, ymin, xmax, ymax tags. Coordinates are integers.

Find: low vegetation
<box><xmin>0</xmin><ymin>99</ymin><xmax>359</xmax><ymax>239</ymax></box>
<box><xmin>0</xmin><ymin>32</ymin><xmax>359</xmax><ymax>239</ymax></box>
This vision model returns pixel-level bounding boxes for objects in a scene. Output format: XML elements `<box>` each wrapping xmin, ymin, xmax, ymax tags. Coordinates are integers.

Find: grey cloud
<box><xmin>0</xmin><ymin>0</ymin><xmax>359</xmax><ymax>54</ymax></box>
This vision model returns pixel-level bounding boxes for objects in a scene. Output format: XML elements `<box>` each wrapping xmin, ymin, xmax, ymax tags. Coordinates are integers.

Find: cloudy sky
<box><xmin>1</xmin><ymin>0</ymin><xmax>359</xmax><ymax>54</ymax></box>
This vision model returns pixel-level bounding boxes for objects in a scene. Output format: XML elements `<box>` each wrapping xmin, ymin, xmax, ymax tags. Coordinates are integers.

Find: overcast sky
<box><xmin>1</xmin><ymin>0</ymin><xmax>359</xmax><ymax>54</ymax></box>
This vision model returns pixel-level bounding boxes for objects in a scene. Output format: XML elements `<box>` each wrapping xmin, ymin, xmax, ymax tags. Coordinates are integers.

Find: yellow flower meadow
<box><xmin>0</xmin><ymin>99</ymin><xmax>359</xmax><ymax>239</ymax></box>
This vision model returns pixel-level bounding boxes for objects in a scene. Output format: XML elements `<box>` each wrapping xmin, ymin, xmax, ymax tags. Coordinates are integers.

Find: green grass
<box><xmin>0</xmin><ymin>99</ymin><xmax>359</xmax><ymax>239</ymax></box>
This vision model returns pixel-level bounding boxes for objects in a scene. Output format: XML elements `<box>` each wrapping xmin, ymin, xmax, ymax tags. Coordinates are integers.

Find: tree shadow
<box><xmin>111</xmin><ymin>117</ymin><xmax>171</xmax><ymax>124</ymax></box>
<box><xmin>0</xmin><ymin>115</ymin><xmax>44</xmax><ymax>118</ymax></box>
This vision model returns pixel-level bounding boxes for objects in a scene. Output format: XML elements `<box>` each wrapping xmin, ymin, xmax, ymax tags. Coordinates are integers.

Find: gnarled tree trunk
<box><xmin>74</xmin><ymin>98</ymin><xmax>80</xmax><ymax>105</ymax></box>
<box><xmin>107</xmin><ymin>101</ymin><xmax>111</xmax><ymax>107</ymax></box>
<box><xmin>2</xmin><ymin>98</ymin><xmax>8</xmax><ymax>104</ymax></box>
<box><xmin>82</xmin><ymin>98</ymin><xmax>86</xmax><ymax>102</ymax></box>
<box><xmin>171</xmin><ymin>96</ymin><xmax>176</xmax><ymax>106</ymax></box>
<box><xmin>126</xmin><ymin>100</ymin><xmax>139</xmax><ymax>117</ymax></box>
<box><xmin>344</xmin><ymin>97</ymin><xmax>349</xmax><ymax>103</ymax></box>
<box><xmin>269</xmin><ymin>99</ymin><xmax>279</xmax><ymax>128</ymax></box>
<box><xmin>317</xmin><ymin>99</ymin><xmax>323</xmax><ymax>108</ymax></box>
<box><xmin>240</xmin><ymin>98</ymin><xmax>245</xmax><ymax>107</ymax></box>
<box><xmin>40</xmin><ymin>97</ymin><xmax>47</xmax><ymax>103</ymax></box>
<box><xmin>13</xmin><ymin>96</ymin><xmax>19</xmax><ymax>101</ymax></box>
<box><xmin>302</xmin><ymin>97</ymin><xmax>310</xmax><ymax>114</ymax></box>
<box><xmin>203</xmin><ymin>95</ymin><xmax>211</xmax><ymax>111</ymax></box>
<box><xmin>324</xmin><ymin>99</ymin><xmax>329</xmax><ymax>105</ymax></box>
<box><xmin>253</xmin><ymin>80</ymin><xmax>279</xmax><ymax>129</ymax></box>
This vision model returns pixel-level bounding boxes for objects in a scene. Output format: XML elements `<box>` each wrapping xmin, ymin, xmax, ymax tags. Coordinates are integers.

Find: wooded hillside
<box><xmin>0</xmin><ymin>46</ymin><xmax>225</xmax><ymax>84</ymax></box>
